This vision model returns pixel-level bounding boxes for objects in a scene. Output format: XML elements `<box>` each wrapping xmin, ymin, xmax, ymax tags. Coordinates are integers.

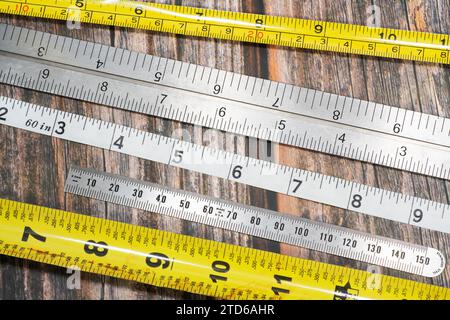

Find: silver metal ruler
<box><xmin>0</xmin><ymin>23</ymin><xmax>448</xmax><ymax>179</ymax></box>
<box><xmin>1</xmin><ymin>96</ymin><xmax>449</xmax><ymax>236</ymax></box>
<box><xmin>64</xmin><ymin>166</ymin><xmax>445</xmax><ymax>277</ymax></box>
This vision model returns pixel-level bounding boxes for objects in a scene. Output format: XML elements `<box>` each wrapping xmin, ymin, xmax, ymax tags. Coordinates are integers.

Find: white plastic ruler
<box><xmin>0</xmin><ymin>24</ymin><xmax>448</xmax><ymax>179</ymax></box>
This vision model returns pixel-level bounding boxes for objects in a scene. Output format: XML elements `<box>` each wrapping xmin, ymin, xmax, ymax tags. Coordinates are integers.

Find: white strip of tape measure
<box><xmin>64</xmin><ymin>166</ymin><xmax>445</xmax><ymax>277</ymax></box>
<box><xmin>0</xmin><ymin>96</ymin><xmax>449</xmax><ymax>236</ymax></box>
<box><xmin>0</xmin><ymin>24</ymin><xmax>448</xmax><ymax>179</ymax></box>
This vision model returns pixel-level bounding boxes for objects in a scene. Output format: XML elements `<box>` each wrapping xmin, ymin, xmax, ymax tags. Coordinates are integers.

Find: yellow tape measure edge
<box><xmin>0</xmin><ymin>0</ymin><xmax>449</xmax><ymax>64</ymax></box>
<box><xmin>0</xmin><ymin>198</ymin><xmax>448</xmax><ymax>300</ymax></box>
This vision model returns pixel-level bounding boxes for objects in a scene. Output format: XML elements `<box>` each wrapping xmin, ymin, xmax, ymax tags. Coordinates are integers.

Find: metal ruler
<box><xmin>1</xmin><ymin>198</ymin><xmax>449</xmax><ymax>299</ymax></box>
<box><xmin>64</xmin><ymin>166</ymin><xmax>446</xmax><ymax>277</ymax></box>
<box><xmin>1</xmin><ymin>96</ymin><xmax>449</xmax><ymax>235</ymax></box>
<box><xmin>0</xmin><ymin>24</ymin><xmax>449</xmax><ymax>179</ymax></box>
<box><xmin>0</xmin><ymin>0</ymin><xmax>449</xmax><ymax>65</ymax></box>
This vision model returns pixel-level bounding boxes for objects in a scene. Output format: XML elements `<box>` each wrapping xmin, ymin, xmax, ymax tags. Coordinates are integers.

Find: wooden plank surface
<box><xmin>0</xmin><ymin>0</ymin><xmax>449</xmax><ymax>299</ymax></box>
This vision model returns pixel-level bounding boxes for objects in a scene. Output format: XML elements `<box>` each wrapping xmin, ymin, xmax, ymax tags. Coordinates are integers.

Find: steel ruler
<box><xmin>64</xmin><ymin>166</ymin><xmax>445</xmax><ymax>277</ymax></box>
<box><xmin>1</xmin><ymin>96</ymin><xmax>449</xmax><ymax>235</ymax></box>
<box><xmin>0</xmin><ymin>198</ymin><xmax>449</xmax><ymax>299</ymax></box>
<box><xmin>0</xmin><ymin>24</ymin><xmax>449</xmax><ymax>179</ymax></box>
<box><xmin>0</xmin><ymin>0</ymin><xmax>449</xmax><ymax>65</ymax></box>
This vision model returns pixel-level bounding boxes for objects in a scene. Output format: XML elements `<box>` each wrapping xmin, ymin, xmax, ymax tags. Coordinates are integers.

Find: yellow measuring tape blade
<box><xmin>0</xmin><ymin>198</ymin><xmax>448</xmax><ymax>300</ymax></box>
<box><xmin>0</xmin><ymin>0</ymin><xmax>449</xmax><ymax>64</ymax></box>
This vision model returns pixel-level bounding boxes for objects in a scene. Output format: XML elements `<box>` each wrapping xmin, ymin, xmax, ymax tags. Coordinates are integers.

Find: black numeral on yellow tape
<box><xmin>75</xmin><ymin>0</ymin><xmax>84</xmax><ymax>8</ymax></box>
<box><xmin>134</xmin><ymin>6</ymin><xmax>143</xmax><ymax>15</ymax></box>
<box><xmin>146</xmin><ymin>252</ymin><xmax>170</xmax><ymax>269</ymax></box>
<box><xmin>209</xmin><ymin>260</ymin><xmax>230</xmax><ymax>283</ymax></box>
<box><xmin>255</xmin><ymin>18</ymin><xmax>263</xmax><ymax>28</ymax></box>
<box><xmin>314</xmin><ymin>24</ymin><xmax>323</xmax><ymax>34</ymax></box>
<box><xmin>84</xmin><ymin>240</ymin><xmax>109</xmax><ymax>257</ymax></box>
<box><xmin>21</xmin><ymin>226</ymin><xmax>47</xmax><ymax>243</ymax></box>
<box><xmin>379</xmin><ymin>32</ymin><xmax>397</xmax><ymax>41</ymax></box>
<box><xmin>271</xmin><ymin>274</ymin><xmax>292</xmax><ymax>295</ymax></box>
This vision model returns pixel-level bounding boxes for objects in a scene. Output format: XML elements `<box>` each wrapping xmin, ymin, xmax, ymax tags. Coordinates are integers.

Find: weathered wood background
<box><xmin>0</xmin><ymin>0</ymin><xmax>449</xmax><ymax>299</ymax></box>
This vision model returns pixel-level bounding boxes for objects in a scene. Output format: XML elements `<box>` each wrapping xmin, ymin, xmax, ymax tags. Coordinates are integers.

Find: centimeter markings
<box><xmin>1</xmin><ymin>199</ymin><xmax>449</xmax><ymax>300</ymax></box>
<box><xmin>64</xmin><ymin>166</ymin><xmax>446</xmax><ymax>277</ymax></box>
<box><xmin>1</xmin><ymin>96</ymin><xmax>449</xmax><ymax>235</ymax></box>
<box><xmin>0</xmin><ymin>24</ymin><xmax>448</xmax><ymax>179</ymax></box>
<box><xmin>0</xmin><ymin>0</ymin><xmax>449</xmax><ymax>65</ymax></box>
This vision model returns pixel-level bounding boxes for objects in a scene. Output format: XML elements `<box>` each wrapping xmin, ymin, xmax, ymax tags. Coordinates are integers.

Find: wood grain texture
<box><xmin>0</xmin><ymin>0</ymin><xmax>448</xmax><ymax>300</ymax></box>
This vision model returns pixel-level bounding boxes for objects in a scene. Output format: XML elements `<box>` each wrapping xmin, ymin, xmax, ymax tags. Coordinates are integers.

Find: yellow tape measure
<box><xmin>0</xmin><ymin>0</ymin><xmax>449</xmax><ymax>65</ymax></box>
<box><xmin>0</xmin><ymin>198</ymin><xmax>448</xmax><ymax>300</ymax></box>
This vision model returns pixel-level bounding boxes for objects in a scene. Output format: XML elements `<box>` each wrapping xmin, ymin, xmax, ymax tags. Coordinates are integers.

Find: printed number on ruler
<box><xmin>64</xmin><ymin>166</ymin><xmax>446</xmax><ymax>277</ymax></box>
<box><xmin>0</xmin><ymin>1</ymin><xmax>449</xmax><ymax>64</ymax></box>
<box><xmin>0</xmin><ymin>199</ymin><xmax>449</xmax><ymax>300</ymax></box>
<box><xmin>0</xmin><ymin>24</ymin><xmax>449</xmax><ymax>179</ymax></box>
<box><xmin>0</xmin><ymin>96</ymin><xmax>449</xmax><ymax>235</ymax></box>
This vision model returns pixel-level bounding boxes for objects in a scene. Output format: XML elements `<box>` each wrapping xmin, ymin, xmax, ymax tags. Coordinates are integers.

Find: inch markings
<box><xmin>0</xmin><ymin>24</ymin><xmax>448</xmax><ymax>179</ymax></box>
<box><xmin>64</xmin><ymin>166</ymin><xmax>446</xmax><ymax>277</ymax></box>
<box><xmin>0</xmin><ymin>96</ymin><xmax>449</xmax><ymax>235</ymax></box>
